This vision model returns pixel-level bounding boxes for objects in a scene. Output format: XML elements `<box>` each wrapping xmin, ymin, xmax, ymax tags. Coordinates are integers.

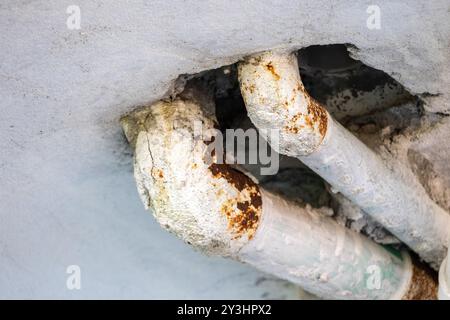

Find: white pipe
<box><xmin>439</xmin><ymin>245</ymin><xmax>450</xmax><ymax>299</ymax></box>
<box><xmin>238</xmin><ymin>50</ymin><xmax>450</xmax><ymax>269</ymax></box>
<box><xmin>241</xmin><ymin>190</ymin><xmax>413</xmax><ymax>299</ymax></box>
<box><xmin>121</xmin><ymin>93</ymin><xmax>434</xmax><ymax>300</ymax></box>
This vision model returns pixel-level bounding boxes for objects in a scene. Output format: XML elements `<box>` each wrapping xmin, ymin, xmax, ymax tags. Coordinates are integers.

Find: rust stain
<box><xmin>209</xmin><ymin>163</ymin><xmax>248</xmax><ymax>191</ymax></box>
<box><xmin>281</xmin><ymin>81</ymin><xmax>328</xmax><ymax>138</ymax></box>
<box><xmin>402</xmin><ymin>258</ymin><xmax>438</xmax><ymax>300</ymax></box>
<box><xmin>208</xmin><ymin>163</ymin><xmax>262</xmax><ymax>240</ymax></box>
<box><xmin>265</xmin><ymin>62</ymin><xmax>280</xmax><ymax>80</ymax></box>
<box><xmin>242</xmin><ymin>83</ymin><xmax>256</xmax><ymax>94</ymax></box>
<box><xmin>290</xmin><ymin>113</ymin><xmax>302</xmax><ymax>123</ymax></box>
<box><xmin>151</xmin><ymin>168</ymin><xmax>164</xmax><ymax>179</ymax></box>
<box><xmin>304</xmin><ymin>115</ymin><xmax>313</xmax><ymax>128</ymax></box>
<box><xmin>307</xmin><ymin>97</ymin><xmax>328</xmax><ymax>137</ymax></box>
<box><xmin>284</xmin><ymin>112</ymin><xmax>304</xmax><ymax>134</ymax></box>
<box><xmin>284</xmin><ymin>125</ymin><xmax>299</xmax><ymax>134</ymax></box>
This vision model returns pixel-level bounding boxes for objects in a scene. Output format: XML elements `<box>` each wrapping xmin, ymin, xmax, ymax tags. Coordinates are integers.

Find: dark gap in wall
<box><xmin>297</xmin><ymin>44</ymin><xmax>416</xmax><ymax>123</ymax></box>
<box><xmin>189</xmin><ymin>44</ymin><xmax>417</xmax><ymax>131</ymax></box>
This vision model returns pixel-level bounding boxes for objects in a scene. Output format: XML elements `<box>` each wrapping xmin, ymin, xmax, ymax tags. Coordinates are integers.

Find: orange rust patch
<box><xmin>220</xmin><ymin>191</ymin><xmax>261</xmax><ymax>240</ymax></box>
<box><xmin>265</xmin><ymin>62</ymin><xmax>280</xmax><ymax>80</ymax></box>
<box><xmin>209</xmin><ymin>163</ymin><xmax>262</xmax><ymax>240</ymax></box>
<box><xmin>191</xmin><ymin>163</ymin><xmax>198</xmax><ymax>169</ymax></box>
<box><xmin>230</xmin><ymin>193</ymin><xmax>260</xmax><ymax>240</ymax></box>
<box><xmin>284</xmin><ymin>125</ymin><xmax>299</xmax><ymax>134</ymax></box>
<box><xmin>304</xmin><ymin>116</ymin><xmax>313</xmax><ymax>128</ymax></box>
<box><xmin>307</xmin><ymin>97</ymin><xmax>328</xmax><ymax>137</ymax></box>
<box><xmin>282</xmin><ymin>81</ymin><xmax>328</xmax><ymax>137</ymax></box>
<box><xmin>284</xmin><ymin>112</ymin><xmax>304</xmax><ymax>134</ymax></box>
<box><xmin>402</xmin><ymin>258</ymin><xmax>438</xmax><ymax>300</ymax></box>
<box><xmin>282</xmin><ymin>104</ymin><xmax>328</xmax><ymax>137</ymax></box>
<box><xmin>151</xmin><ymin>168</ymin><xmax>164</xmax><ymax>179</ymax></box>
<box><xmin>209</xmin><ymin>163</ymin><xmax>250</xmax><ymax>192</ymax></box>
<box><xmin>291</xmin><ymin>113</ymin><xmax>302</xmax><ymax>123</ymax></box>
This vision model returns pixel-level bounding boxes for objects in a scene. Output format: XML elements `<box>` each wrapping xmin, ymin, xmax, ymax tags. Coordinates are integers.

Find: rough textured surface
<box><xmin>1</xmin><ymin>0</ymin><xmax>449</xmax><ymax>298</ymax></box>
<box><xmin>123</xmin><ymin>95</ymin><xmax>261</xmax><ymax>256</ymax></box>
<box><xmin>238</xmin><ymin>51</ymin><xmax>329</xmax><ymax>156</ymax></box>
<box><xmin>238</xmin><ymin>50</ymin><xmax>450</xmax><ymax>268</ymax></box>
<box><xmin>240</xmin><ymin>190</ymin><xmax>413</xmax><ymax>300</ymax></box>
<box><xmin>126</xmin><ymin>94</ymin><xmax>416</xmax><ymax>300</ymax></box>
<box><xmin>402</xmin><ymin>259</ymin><xmax>438</xmax><ymax>300</ymax></box>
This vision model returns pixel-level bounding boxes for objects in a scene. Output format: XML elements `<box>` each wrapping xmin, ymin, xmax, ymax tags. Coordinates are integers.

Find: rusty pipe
<box><xmin>238</xmin><ymin>50</ymin><xmax>450</xmax><ymax>269</ymax></box>
<box><xmin>121</xmin><ymin>92</ymin><xmax>435</xmax><ymax>300</ymax></box>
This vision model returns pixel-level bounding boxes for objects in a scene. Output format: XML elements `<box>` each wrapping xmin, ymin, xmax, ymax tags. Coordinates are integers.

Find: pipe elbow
<box><xmin>238</xmin><ymin>51</ymin><xmax>329</xmax><ymax>156</ymax></box>
<box><xmin>123</xmin><ymin>98</ymin><xmax>261</xmax><ymax>257</ymax></box>
<box><xmin>122</xmin><ymin>89</ymin><xmax>429</xmax><ymax>299</ymax></box>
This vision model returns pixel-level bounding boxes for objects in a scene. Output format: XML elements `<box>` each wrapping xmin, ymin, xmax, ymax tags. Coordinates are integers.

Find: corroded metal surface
<box><xmin>123</xmin><ymin>92</ymin><xmax>414</xmax><ymax>300</ymax></box>
<box><xmin>238</xmin><ymin>50</ymin><xmax>450</xmax><ymax>268</ymax></box>
<box><xmin>402</xmin><ymin>259</ymin><xmax>438</xmax><ymax>300</ymax></box>
<box><xmin>121</xmin><ymin>96</ymin><xmax>261</xmax><ymax>256</ymax></box>
<box><xmin>208</xmin><ymin>163</ymin><xmax>261</xmax><ymax>240</ymax></box>
<box><xmin>238</xmin><ymin>51</ymin><xmax>329</xmax><ymax>156</ymax></box>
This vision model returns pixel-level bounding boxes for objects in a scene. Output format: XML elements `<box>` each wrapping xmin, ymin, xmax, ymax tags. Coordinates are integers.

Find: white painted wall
<box><xmin>1</xmin><ymin>0</ymin><xmax>449</xmax><ymax>298</ymax></box>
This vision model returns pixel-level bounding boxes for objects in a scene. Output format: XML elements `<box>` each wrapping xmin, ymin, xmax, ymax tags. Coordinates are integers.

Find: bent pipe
<box><xmin>121</xmin><ymin>90</ymin><xmax>436</xmax><ymax>299</ymax></box>
<box><xmin>238</xmin><ymin>50</ymin><xmax>450</xmax><ymax>269</ymax></box>
<box><xmin>439</xmin><ymin>242</ymin><xmax>450</xmax><ymax>299</ymax></box>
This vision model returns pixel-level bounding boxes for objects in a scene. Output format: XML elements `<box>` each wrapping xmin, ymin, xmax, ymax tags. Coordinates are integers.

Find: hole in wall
<box><xmin>169</xmin><ymin>44</ymin><xmax>422</xmax><ymax>244</ymax></box>
<box><xmin>177</xmin><ymin>43</ymin><xmax>419</xmax><ymax>133</ymax></box>
<box><xmin>298</xmin><ymin>44</ymin><xmax>415</xmax><ymax>122</ymax></box>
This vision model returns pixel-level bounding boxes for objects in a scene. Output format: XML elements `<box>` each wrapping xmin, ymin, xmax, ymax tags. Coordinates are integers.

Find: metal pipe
<box><xmin>121</xmin><ymin>92</ymin><xmax>434</xmax><ymax>299</ymax></box>
<box><xmin>238</xmin><ymin>50</ymin><xmax>450</xmax><ymax>269</ymax></box>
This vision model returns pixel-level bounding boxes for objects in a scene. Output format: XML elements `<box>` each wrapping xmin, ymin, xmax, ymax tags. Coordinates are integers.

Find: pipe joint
<box><xmin>238</xmin><ymin>51</ymin><xmax>329</xmax><ymax>157</ymax></box>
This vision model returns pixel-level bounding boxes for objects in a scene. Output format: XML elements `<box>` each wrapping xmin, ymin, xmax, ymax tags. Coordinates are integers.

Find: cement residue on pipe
<box><xmin>238</xmin><ymin>50</ymin><xmax>450</xmax><ymax>268</ymax></box>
